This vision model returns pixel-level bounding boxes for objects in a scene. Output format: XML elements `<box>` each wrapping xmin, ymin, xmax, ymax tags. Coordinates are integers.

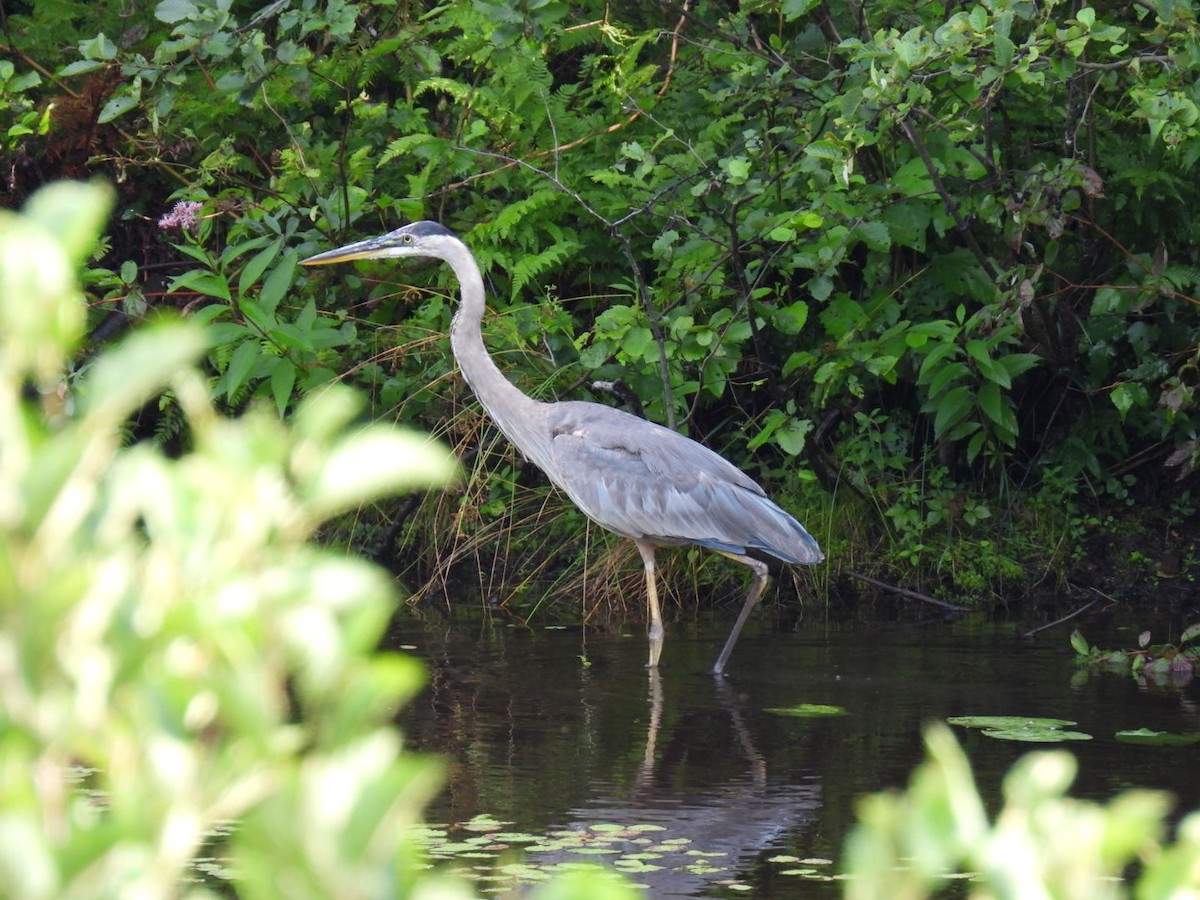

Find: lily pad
<box><xmin>947</xmin><ymin>715</ymin><xmax>1092</xmax><ymax>743</ymax></box>
<box><xmin>461</xmin><ymin>814</ymin><xmax>509</xmax><ymax>832</ymax></box>
<box><xmin>947</xmin><ymin>715</ymin><xmax>1076</xmax><ymax>730</ymax></box>
<box><xmin>764</xmin><ymin>703</ymin><xmax>847</xmax><ymax>718</ymax></box>
<box><xmin>1114</xmin><ymin>728</ymin><xmax>1200</xmax><ymax>746</ymax></box>
<box><xmin>981</xmin><ymin>728</ymin><xmax>1092</xmax><ymax>742</ymax></box>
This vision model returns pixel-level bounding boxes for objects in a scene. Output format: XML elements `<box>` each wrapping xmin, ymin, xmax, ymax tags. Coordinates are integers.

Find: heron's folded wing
<box><xmin>543</xmin><ymin>403</ymin><xmax>821</xmax><ymax>564</ymax></box>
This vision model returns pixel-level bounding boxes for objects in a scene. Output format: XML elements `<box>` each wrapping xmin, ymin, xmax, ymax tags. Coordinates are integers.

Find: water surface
<box><xmin>391</xmin><ymin>609</ymin><xmax>1200</xmax><ymax>896</ymax></box>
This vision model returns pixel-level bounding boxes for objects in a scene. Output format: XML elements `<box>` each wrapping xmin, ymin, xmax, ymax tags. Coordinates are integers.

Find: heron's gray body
<box><xmin>302</xmin><ymin>220</ymin><xmax>823</xmax><ymax>674</ymax></box>
<box><xmin>538</xmin><ymin>399</ymin><xmax>819</xmax><ymax>564</ymax></box>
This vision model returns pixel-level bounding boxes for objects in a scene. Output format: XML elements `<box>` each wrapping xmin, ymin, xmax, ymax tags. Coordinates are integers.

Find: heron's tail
<box><xmin>752</xmin><ymin>502</ymin><xmax>823</xmax><ymax>565</ymax></box>
<box><xmin>698</xmin><ymin>487</ymin><xmax>823</xmax><ymax>565</ymax></box>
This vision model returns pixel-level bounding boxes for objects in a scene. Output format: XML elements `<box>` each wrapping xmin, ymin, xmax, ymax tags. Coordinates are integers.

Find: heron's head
<box><xmin>300</xmin><ymin>220</ymin><xmax>460</xmax><ymax>267</ymax></box>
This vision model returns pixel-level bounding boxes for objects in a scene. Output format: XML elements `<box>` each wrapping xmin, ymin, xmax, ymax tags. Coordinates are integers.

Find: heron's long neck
<box><xmin>446</xmin><ymin>254</ymin><xmax>552</xmax><ymax>467</ymax></box>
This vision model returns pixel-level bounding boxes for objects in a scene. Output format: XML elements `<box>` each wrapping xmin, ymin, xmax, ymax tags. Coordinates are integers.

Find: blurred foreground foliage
<box><xmin>0</xmin><ymin>182</ymin><xmax>640</xmax><ymax>898</ymax></box>
<box><xmin>0</xmin><ymin>180</ymin><xmax>451</xmax><ymax>894</ymax></box>
<box><xmin>845</xmin><ymin>724</ymin><xmax>1200</xmax><ymax>899</ymax></box>
<box><xmin>3</xmin><ymin>0</ymin><xmax>1200</xmax><ymax>607</ymax></box>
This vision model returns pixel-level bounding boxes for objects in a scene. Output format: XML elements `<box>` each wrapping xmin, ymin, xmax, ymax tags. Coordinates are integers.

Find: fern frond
<box><xmin>380</xmin><ymin>133</ymin><xmax>449</xmax><ymax>168</ymax></box>
<box><xmin>488</xmin><ymin>190</ymin><xmax>565</xmax><ymax>240</ymax></box>
<box><xmin>1163</xmin><ymin>264</ymin><xmax>1200</xmax><ymax>292</ymax></box>
<box><xmin>510</xmin><ymin>240</ymin><xmax>582</xmax><ymax>299</ymax></box>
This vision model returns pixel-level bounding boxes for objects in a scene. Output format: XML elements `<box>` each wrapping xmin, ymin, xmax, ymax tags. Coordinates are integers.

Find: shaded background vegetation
<box><xmin>3</xmin><ymin>0</ymin><xmax>1198</xmax><ymax>618</ymax></box>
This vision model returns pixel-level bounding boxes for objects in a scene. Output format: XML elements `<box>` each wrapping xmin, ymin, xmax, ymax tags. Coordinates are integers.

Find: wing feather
<box><xmin>542</xmin><ymin>402</ymin><xmax>822</xmax><ymax>564</ymax></box>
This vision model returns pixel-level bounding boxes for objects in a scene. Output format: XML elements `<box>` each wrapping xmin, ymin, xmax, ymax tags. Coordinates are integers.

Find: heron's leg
<box><xmin>634</xmin><ymin>540</ymin><xmax>664</xmax><ymax>668</ymax></box>
<box><xmin>712</xmin><ymin>553</ymin><xmax>770</xmax><ymax>675</ymax></box>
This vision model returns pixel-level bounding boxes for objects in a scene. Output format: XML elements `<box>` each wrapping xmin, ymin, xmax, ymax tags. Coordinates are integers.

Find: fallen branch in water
<box><xmin>848</xmin><ymin>571</ymin><xmax>969</xmax><ymax>612</ymax></box>
<box><xmin>1022</xmin><ymin>598</ymin><xmax>1097</xmax><ymax>639</ymax></box>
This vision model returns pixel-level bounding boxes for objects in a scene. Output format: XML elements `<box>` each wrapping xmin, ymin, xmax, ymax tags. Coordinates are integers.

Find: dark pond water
<box><xmin>389</xmin><ymin>606</ymin><xmax>1200</xmax><ymax>897</ymax></box>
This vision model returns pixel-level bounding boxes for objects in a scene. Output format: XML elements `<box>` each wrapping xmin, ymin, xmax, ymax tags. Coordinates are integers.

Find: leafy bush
<box><xmin>845</xmin><ymin>724</ymin><xmax>1200</xmax><ymax>898</ymax></box>
<box><xmin>0</xmin><ymin>182</ymin><xmax>465</xmax><ymax>895</ymax></box>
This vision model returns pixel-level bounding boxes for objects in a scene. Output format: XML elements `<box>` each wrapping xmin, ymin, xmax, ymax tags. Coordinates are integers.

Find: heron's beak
<box><xmin>300</xmin><ymin>233</ymin><xmax>397</xmax><ymax>266</ymax></box>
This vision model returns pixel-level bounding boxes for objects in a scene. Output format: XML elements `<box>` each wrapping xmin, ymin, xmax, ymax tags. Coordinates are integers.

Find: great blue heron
<box><xmin>301</xmin><ymin>221</ymin><xmax>823</xmax><ymax>674</ymax></box>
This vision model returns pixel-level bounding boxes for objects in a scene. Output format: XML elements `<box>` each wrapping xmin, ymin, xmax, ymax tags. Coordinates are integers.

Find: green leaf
<box><xmin>774</xmin><ymin>301</ymin><xmax>809</xmax><ymax>335</ymax></box>
<box><xmin>775</xmin><ymin>417</ymin><xmax>813</xmax><ymax>456</ymax></box>
<box><xmin>238</xmin><ymin>239</ymin><xmax>283</xmax><ymax>296</ymax></box>
<box><xmin>239</xmin><ymin>296</ymin><xmax>274</xmax><ymax>333</ymax></box>
<box><xmin>983</xmin><ymin>727</ymin><xmax>1092</xmax><ymax>743</ymax></box>
<box><xmin>881</xmin><ymin>199</ymin><xmax>932</xmax><ymax>250</ymax></box>
<box><xmin>865</xmin><ymin>354</ymin><xmax>900</xmax><ymax>379</ymax></box>
<box><xmin>1069</xmin><ymin>629</ymin><xmax>1090</xmax><ymax>656</ymax></box>
<box><xmin>856</xmin><ymin>220</ymin><xmax>891</xmax><ymax>251</ymax></box>
<box><xmin>917</xmin><ymin>341</ymin><xmax>961</xmax><ymax>384</ymax></box>
<box><xmin>996</xmin><ymin>353</ymin><xmax>1040</xmax><ymax>380</ymax></box>
<box><xmin>58</xmin><ymin>60</ymin><xmax>104</xmax><ymax>77</ymax></box>
<box><xmin>948</xmin><ymin>715</ymin><xmax>1078</xmax><ymax>729</ymax></box>
<box><xmin>1110</xmin><ymin>383</ymin><xmax>1150</xmax><ymax>421</ymax></box>
<box><xmin>995</xmin><ymin>32</ymin><xmax>1015</xmax><ymax>67</ymax></box>
<box><xmin>155</xmin><ymin>0</ymin><xmax>198</xmax><ymax>22</ymax></box>
<box><xmin>269</xmin><ymin>357</ymin><xmax>297</xmax><ymax>417</ymax></box>
<box><xmin>170</xmin><ymin>269</ymin><xmax>231</xmax><ymax>302</ymax></box>
<box><xmin>620</xmin><ymin>327</ymin><xmax>654</xmax><ymax>363</ymax></box>
<box><xmin>77</xmin><ymin>33</ymin><xmax>118</xmax><ymax>61</ymax></box>
<box><xmin>931</xmin><ymin>385</ymin><xmax>973</xmax><ymax>437</ymax></box>
<box><xmin>269</xmin><ymin>323</ymin><xmax>315</xmax><ymax>354</ymax></box>
<box><xmin>171</xmin><ymin>242</ymin><xmax>216</xmax><ymax>267</ymax></box>
<box><xmin>965</xmin><ymin>339</ymin><xmax>992</xmax><ymax>369</ymax></box>
<box><xmin>977</xmin><ymin>380</ymin><xmax>1006</xmax><ymax>426</ymax></box>
<box><xmin>303</xmin><ymin>425</ymin><xmax>458</xmax><ymax>518</ymax></box>
<box><xmin>805</xmin><ymin>139</ymin><xmax>846</xmax><ymax>161</ymax></box>
<box><xmin>723</xmin><ymin>156</ymin><xmax>751</xmax><ymax>184</ymax></box>
<box><xmin>966</xmin><ymin>429</ymin><xmax>986</xmax><ymax>463</ymax></box>
<box><xmin>980</xmin><ymin>356</ymin><xmax>1012</xmax><ymax>389</ymax></box>
<box><xmin>891</xmin><ymin>157</ymin><xmax>935</xmax><ymax>197</ymax></box>
<box><xmin>747</xmin><ymin>409</ymin><xmax>785</xmax><ymax>451</ymax></box>
<box><xmin>1091</xmin><ymin>286</ymin><xmax>1128</xmax><ymax>315</ymax></box>
<box><xmin>781</xmin><ymin>0</ymin><xmax>819</xmax><ymax>21</ymax></box>
<box><xmin>260</xmin><ymin>251</ymin><xmax>298</xmax><ymax>315</ymax></box>
<box><xmin>98</xmin><ymin>92</ymin><xmax>138</xmax><ymax>124</ymax></box>
<box><xmin>926</xmin><ymin>360</ymin><xmax>970</xmax><ymax>400</ymax></box>
<box><xmin>224</xmin><ymin>339</ymin><xmax>263</xmax><ymax>401</ymax></box>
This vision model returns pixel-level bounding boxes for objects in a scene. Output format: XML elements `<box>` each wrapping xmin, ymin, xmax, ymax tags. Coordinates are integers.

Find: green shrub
<box><xmin>0</xmin><ymin>181</ymin><xmax>466</xmax><ymax>895</ymax></box>
<box><xmin>845</xmin><ymin>724</ymin><xmax>1200</xmax><ymax>898</ymax></box>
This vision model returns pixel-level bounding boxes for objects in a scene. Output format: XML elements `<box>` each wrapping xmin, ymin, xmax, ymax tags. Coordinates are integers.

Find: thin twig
<box><xmin>848</xmin><ymin>571</ymin><xmax>969</xmax><ymax>611</ymax></box>
<box><xmin>1021</xmin><ymin>599</ymin><xmax>1097</xmax><ymax>638</ymax></box>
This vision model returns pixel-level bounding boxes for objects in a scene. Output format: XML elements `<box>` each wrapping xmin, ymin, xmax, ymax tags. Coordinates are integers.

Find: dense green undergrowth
<box><xmin>3</xmin><ymin>0</ymin><xmax>1199</xmax><ymax>615</ymax></box>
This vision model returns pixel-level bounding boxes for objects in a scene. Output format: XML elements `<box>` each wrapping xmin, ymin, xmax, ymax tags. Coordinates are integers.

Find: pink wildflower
<box><xmin>158</xmin><ymin>200</ymin><xmax>204</xmax><ymax>231</ymax></box>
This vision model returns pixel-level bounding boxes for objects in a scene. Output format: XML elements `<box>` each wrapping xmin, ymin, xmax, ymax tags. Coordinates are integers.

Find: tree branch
<box><xmin>898</xmin><ymin>116</ymin><xmax>999</xmax><ymax>282</ymax></box>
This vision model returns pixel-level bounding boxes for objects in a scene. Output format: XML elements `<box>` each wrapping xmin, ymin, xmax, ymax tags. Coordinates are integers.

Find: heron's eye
<box><xmin>402</xmin><ymin>234</ymin><xmax>413</xmax><ymax>244</ymax></box>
